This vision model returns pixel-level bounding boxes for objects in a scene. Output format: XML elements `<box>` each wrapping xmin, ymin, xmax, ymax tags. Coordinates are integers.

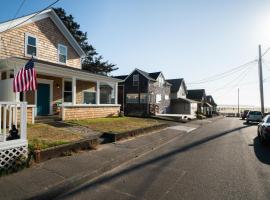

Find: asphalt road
<box><xmin>57</xmin><ymin>117</ymin><xmax>270</xmax><ymax>200</ymax></box>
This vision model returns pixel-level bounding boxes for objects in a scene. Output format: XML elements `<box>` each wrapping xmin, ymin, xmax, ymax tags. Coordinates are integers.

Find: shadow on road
<box><xmin>253</xmin><ymin>136</ymin><xmax>270</xmax><ymax>165</ymax></box>
<box><xmin>243</xmin><ymin>122</ymin><xmax>259</xmax><ymax>126</ymax></box>
<box><xmin>54</xmin><ymin>124</ymin><xmax>251</xmax><ymax>199</ymax></box>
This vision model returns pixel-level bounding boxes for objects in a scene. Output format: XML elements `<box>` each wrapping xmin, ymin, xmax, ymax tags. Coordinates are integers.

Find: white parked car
<box><xmin>246</xmin><ymin>111</ymin><xmax>263</xmax><ymax>123</ymax></box>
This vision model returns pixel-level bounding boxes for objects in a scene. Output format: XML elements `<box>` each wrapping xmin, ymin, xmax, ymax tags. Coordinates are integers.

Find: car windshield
<box><xmin>249</xmin><ymin>111</ymin><xmax>261</xmax><ymax>115</ymax></box>
<box><xmin>265</xmin><ymin>116</ymin><xmax>270</xmax><ymax>123</ymax></box>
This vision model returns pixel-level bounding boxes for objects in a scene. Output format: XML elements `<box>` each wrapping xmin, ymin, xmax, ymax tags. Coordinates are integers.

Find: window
<box><xmin>83</xmin><ymin>91</ymin><xmax>96</xmax><ymax>104</ymax></box>
<box><xmin>126</xmin><ymin>94</ymin><xmax>139</xmax><ymax>103</ymax></box>
<box><xmin>100</xmin><ymin>82</ymin><xmax>115</xmax><ymax>104</ymax></box>
<box><xmin>133</xmin><ymin>74</ymin><xmax>139</xmax><ymax>86</ymax></box>
<box><xmin>140</xmin><ymin>93</ymin><xmax>148</xmax><ymax>104</ymax></box>
<box><xmin>64</xmin><ymin>80</ymin><xmax>72</xmax><ymax>103</ymax></box>
<box><xmin>58</xmin><ymin>44</ymin><xmax>67</xmax><ymax>64</ymax></box>
<box><xmin>158</xmin><ymin>76</ymin><xmax>164</xmax><ymax>87</ymax></box>
<box><xmin>156</xmin><ymin>94</ymin><xmax>161</xmax><ymax>103</ymax></box>
<box><xmin>25</xmin><ymin>34</ymin><xmax>37</xmax><ymax>57</ymax></box>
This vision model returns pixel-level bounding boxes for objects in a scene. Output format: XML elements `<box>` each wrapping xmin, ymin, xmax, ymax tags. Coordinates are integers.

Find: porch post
<box><xmin>96</xmin><ymin>81</ymin><xmax>100</xmax><ymax>105</ymax></box>
<box><xmin>72</xmin><ymin>77</ymin><xmax>77</xmax><ymax>105</ymax></box>
<box><xmin>14</xmin><ymin>67</ymin><xmax>20</xmax><ymax>102</ymax></box>
<box><xmin>115</xmin><ymin>82</ymin><xmax>118</xmax><ymax>104</ymax></box>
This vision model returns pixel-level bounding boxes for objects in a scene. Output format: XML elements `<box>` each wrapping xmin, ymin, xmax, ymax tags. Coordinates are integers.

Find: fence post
<box><xmin>20</xmin><ymin>102</ymin><xmax>27</xmax><ymax>140</ymax></box>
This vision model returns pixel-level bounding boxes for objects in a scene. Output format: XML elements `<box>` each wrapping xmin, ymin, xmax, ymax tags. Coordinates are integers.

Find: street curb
<box><xmin>25</xmin><ymin>129</ymin><xmax>182</xmax><ymax>200</ymax></box>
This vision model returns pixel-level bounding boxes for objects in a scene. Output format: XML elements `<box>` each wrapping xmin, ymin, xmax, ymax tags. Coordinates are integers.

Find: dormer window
<box><xmin>58</xmin><ymin>44</ymin><xmax>67</xmax><ymax>64</ymax></box>
<box><xmin>25</xmin><ymin>33</ymin><xmax>37</xmax><ymax>57</ymax></box>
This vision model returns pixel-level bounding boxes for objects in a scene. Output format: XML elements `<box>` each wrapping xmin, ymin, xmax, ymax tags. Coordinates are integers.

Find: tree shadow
<box><xmin>253</xmin><ymin>136</ymin><xmax>270</xmax><ymax>165</ymax></box>
<box><xmin>52</xmin><ymin>125</ymin><xmax>250</xmax><ymax>199</ymax></box>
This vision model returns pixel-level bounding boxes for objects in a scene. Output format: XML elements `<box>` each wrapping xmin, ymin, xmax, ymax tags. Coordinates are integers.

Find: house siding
<box><xmin>0</xmin><ymin>17</ymin><xmax>81</xmax><ymax>68</ymax></box>
<box><xmin>121</xmin><ymin>70</ymin><xmax>171</xmax><ymax>115</ymax></box>
<box><xmin>148</xmin><ymin>81</ymin><xmax>170</xmax><ymax>114</ymax></box>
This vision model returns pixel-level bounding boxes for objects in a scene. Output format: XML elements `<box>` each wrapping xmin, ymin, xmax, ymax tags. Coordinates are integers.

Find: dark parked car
<box><xmin>257</xmin><ymin>115</ymin><xmax>270</xmax><ymax>144</ymax></box>
<box><xmin>241</xmin><ymin>110</ymin><xmax>249</xmax><ymax>119</ymax></box>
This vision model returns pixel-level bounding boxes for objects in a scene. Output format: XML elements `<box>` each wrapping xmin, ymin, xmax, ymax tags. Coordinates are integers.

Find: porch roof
<box><xmin>0</xmin><ymin>57</ymin><xmax>121</xmax><ymax>83</ymax></box>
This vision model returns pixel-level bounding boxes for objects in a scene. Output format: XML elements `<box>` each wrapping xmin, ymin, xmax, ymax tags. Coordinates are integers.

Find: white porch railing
<box><xmin>0</xmin><ymin>102</ymin><xmax>28</xmax><ymax>169</ymax></box>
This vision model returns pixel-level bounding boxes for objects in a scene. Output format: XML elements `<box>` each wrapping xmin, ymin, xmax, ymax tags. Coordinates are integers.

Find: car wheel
<box><xmin>260</xmin><ymin>134</ymin><xmax>266</xmax><ymax>145</ymax></box>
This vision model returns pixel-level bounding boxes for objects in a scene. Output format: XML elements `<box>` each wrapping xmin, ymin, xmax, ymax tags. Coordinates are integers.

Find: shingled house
<box><xmin>206</xmin><ymin>95</ymin><xmax>217</xmax><ymax>116</ymax></box>
<box><xmin>187</xmin><ymin>89</ymin><xmax>207</xmax><ymax>115</ymax></box>
<box><xmin>115</xmin><ymin>68</ymin><xmax>171</xmax><ymax>116</ymax></box>
<box><xmin>0</xmin><ymin>9</ymin><xmax>120</xmax><ymax>122</ymax></box>
<box><xmin>166</xmin><ymin>78</ymin><xmax>198</xmax><ymax>116</ymax></box>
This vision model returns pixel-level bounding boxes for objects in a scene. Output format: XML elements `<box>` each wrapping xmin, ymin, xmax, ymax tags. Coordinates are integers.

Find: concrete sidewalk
<box><xmin>0</xmin><ymin>122</ymin><xmax>201</xmax><ymax>200</ymax></box>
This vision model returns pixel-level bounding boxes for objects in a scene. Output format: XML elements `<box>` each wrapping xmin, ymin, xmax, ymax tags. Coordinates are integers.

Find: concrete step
<box><xmin>35</xmin><ymin>115</ymin><xmax>61</xmax><ymax>123</ymax></box>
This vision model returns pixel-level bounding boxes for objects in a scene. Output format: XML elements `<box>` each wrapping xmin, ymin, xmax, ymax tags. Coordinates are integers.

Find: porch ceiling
<box><xmin>0</xmin><ymin>57</ymin><xmax>121</xmax><ymax>83</ymax></box>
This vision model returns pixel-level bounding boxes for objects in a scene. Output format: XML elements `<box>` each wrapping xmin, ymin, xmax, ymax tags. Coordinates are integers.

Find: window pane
<box><xmin>64</xmin><ymin>81</ymin><xmax>72</xmax><ymax>91</ymax></box>
<box><xmin>140</xmin><ymin>93</ymin><xmax>148</xmax><ymax>104</ymax></box>
<box><xmin>64</xmin><ymin>91</ymin><xmax>72</xmax><ymax>102</ymax></box>
<box><xmin>59</xmin><ymin>46</ymin><xmax>66</xmax><ymax>54</ymax></box>
<box><xmin>126</xmin><ymin>94</ymin><xmax>139</xmax><ymax>104</ymax></box>
<box><xmin>59</xmin><ymin>54</ymin><xmax>67</xmax><ymax>63</ymax></box>
<box><xmin>84</xmin><ymin>92</ymin><xmax>96</xmax><ymax>104</ymax></box>
<box><xmin>100</xmin><ymin>82</ymin><xmax>115</xmax><ymax>104</ymax></box>
<box><xmin>28</xmin><ymin>36</ymin><xmax>36</xmax><ymax>46</ymax></box>
<box><xmin>27</xmin><ymin>45</ymin><xmax>36</xmax><ymax>56</ymax></box>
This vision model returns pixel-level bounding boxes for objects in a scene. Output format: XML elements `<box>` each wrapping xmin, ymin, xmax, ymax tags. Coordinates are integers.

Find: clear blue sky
<box><xmin>1</xmin><ymin>0</ymin><xmax>270</xmax><ymax>107</ymax></box>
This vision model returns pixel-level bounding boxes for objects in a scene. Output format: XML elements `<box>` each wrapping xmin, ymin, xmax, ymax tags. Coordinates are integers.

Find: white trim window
<box><xmin>83</xmin><ymin>90</ymin><xmax>96</xmax><ymax>104</ymax></box>
<box><xmin>63</xmin><ymin>80</ymin><xmax>72</xmax><ymax>103</ymax></box>
<box><xmin>25</xmin><ymin>33</ymin><xmax>37</xmax><ymax>57</ymax></box>
<box><xmin>133</xmin><ymin>74</ymin><xmax>139</xmax><ymax>86</ymax></box>
<box><xmin>126</xmin><ymin>93</ymin><xmax>139</xmax><ymax>104</ymax></box>
<box><xmin>58</xmin><ymin>44</ymin><xmax>68</xmax><ymax>64</ymax></box>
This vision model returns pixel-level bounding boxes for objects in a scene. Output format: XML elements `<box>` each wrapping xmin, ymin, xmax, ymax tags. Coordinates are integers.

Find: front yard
<box><xmin>67</xmin><ymin>117</ymin><xmax>166</xmax><ymax>134</ymax></box>
<box><xmin>27</xmin><ymin>117</ymin><xmax>166</xmax><ymax>150</ymax></box>
<box><xmin>27</xmin><ymin>123</ymin><xmax>82</xmax><ymax>150</ymax></box>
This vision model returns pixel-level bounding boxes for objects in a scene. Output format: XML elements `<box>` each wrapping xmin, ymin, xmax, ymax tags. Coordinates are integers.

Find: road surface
<box><xmin>58</xmin><ymin>117</ymin><xmax>270</xmax><ymax>200</ymax></box>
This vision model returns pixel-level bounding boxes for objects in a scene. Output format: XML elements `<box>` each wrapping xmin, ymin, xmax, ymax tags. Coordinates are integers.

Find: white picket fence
<box><xmin>0</xmin><ymin>102</ymin><xmax>28</xmax><ymax>169</ymax></box>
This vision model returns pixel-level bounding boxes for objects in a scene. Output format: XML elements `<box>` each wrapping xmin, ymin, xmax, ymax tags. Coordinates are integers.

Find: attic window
<box><xmin>58</xmin><ymin>44</ymin><xmax>67</xmax><ymax>64</ymax></box>
<box><xmin>25</xmin><ymin>34</ymin><xmax>37</xmax><ymax>57</ymax></box>
<box><xmin>133</xmin><ymin>74</ymin><xmax>139</xmax><ymax>86</ymax></box>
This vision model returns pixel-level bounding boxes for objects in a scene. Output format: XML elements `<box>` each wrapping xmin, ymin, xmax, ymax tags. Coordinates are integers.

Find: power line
<box><xmin>262</xmin><ymin>47</ymin><xmax>270</xmax><ymax>57</ymax></box>
<box><xmin>209</xmin><ymin>64</ymin><xmax>254</xmax><ymax>93</ymax></box>
<box><xmin>187</xmin><ymin>60</ymin><xmax>256</xmax><ymax>85</ymax></box>
<box><xmin>0</xmin><ymin>0</ymin><xmax>60</xmax><ymax>34</ymax></box>
<box><xmin>6</xmin><ymin>0</ymin><xmax>27</xmax><ymax>31</ymax></box>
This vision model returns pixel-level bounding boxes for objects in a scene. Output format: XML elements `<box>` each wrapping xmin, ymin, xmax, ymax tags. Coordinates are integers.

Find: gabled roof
<box><xmin>113</xmin><ymin>75</ymin><xmax>128</xmax><ymax>80</ymax></box>
<box><xmin>149</xmin><ymin>72</ymin><xmax>162</xmax><ymax>79</ymax></box>
<box><xmin>114</xmin><ymin>68</ymin><xmax>171</xmax><ymax>85</ymax></box>
<box><xmin>206</xmin><ymin>95</ymin><xmax>217</xmax><ymax>106</ymax></box>
<box><xmin>0</xmin><ymin>8</ymin><xmax>85</xmax><ymax>57</ymax></box>
<box><xmin>166</xmin><ymin>78</ymin><xmax>184</xmax><ymax>93</ymax></box>
<box><xmin>187</xmin><ymin>89</ymin><xmax>206</xmax><ymax>101</ymax></box>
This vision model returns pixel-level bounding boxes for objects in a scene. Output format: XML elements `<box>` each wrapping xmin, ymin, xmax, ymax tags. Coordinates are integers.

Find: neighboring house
<box><xmin>187</xmin><ymin>89</ymin><xmax>207</xmax><ymax>115</ymax></box>
<box><xmin>115</xmin><ymin>68</ymin><xmax>171</xmax><ymax>116</ymax></box>
<box><xmin>166</xmin><ymin>78</ymin><xmax>198</xmax><ymax>116</ymax></box>
<box><xmin>206</xmin><ymin>95</ymin><xmax>218</xmax><ymax>116</ymax></box>
<box><xmin>0</xmin><ymin>8</ymin><xmax>120</xmax><ymax>123</ymax></box>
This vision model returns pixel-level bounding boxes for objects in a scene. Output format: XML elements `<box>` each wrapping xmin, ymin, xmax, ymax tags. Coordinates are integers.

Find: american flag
<box><xmin>13</xmin><ymin>58</ymin><xmax>37</xmax><ymax>92</ymax></box>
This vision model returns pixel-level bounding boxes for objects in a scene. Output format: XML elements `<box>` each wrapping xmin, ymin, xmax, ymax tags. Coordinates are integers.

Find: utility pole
<box><xmin>258</xmin><ymin>45</ymin><xmax>265</xmax><ymax>115</ymax></box>
<box><xmin>238</xmin><ymin>88</ymin><xmax>240</xmax><ymax>117</ymax></box>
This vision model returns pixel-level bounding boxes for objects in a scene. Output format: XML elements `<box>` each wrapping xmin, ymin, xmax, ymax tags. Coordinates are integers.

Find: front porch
<box><xmin>0</xmin><ymin>57</ymin><xmax>121</xmax><ymax>122</ymax></box>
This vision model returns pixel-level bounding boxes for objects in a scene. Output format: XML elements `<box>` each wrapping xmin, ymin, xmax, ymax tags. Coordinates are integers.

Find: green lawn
<box><xmin>67</xmin><ymin>117</ymin><xmax>166</xmax><ymax>134</ymax></box>
<box><xmin>27</xmin><ymin>123</ymin><xmax>82</xmax><ymax>150</ymax></box>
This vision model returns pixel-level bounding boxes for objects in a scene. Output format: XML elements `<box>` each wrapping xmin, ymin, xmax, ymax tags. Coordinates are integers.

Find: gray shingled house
<box><xmin>115</xmin><ymin>68</ymin><xmax>171</xmax><ymax>116</ymax></box>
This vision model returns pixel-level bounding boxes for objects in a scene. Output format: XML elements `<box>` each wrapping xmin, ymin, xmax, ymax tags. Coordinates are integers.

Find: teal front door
<box><xmin>37</xmin><ymin>83</ymin><xmax>50</xmax><ymax>116</ymax></box>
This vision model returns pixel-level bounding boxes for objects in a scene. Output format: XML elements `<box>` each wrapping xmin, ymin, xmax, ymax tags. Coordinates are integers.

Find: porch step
<box><xmin>35</xmin><ymin>115</ymin><xmax>61</xmax><ymax>123</ymax></box>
